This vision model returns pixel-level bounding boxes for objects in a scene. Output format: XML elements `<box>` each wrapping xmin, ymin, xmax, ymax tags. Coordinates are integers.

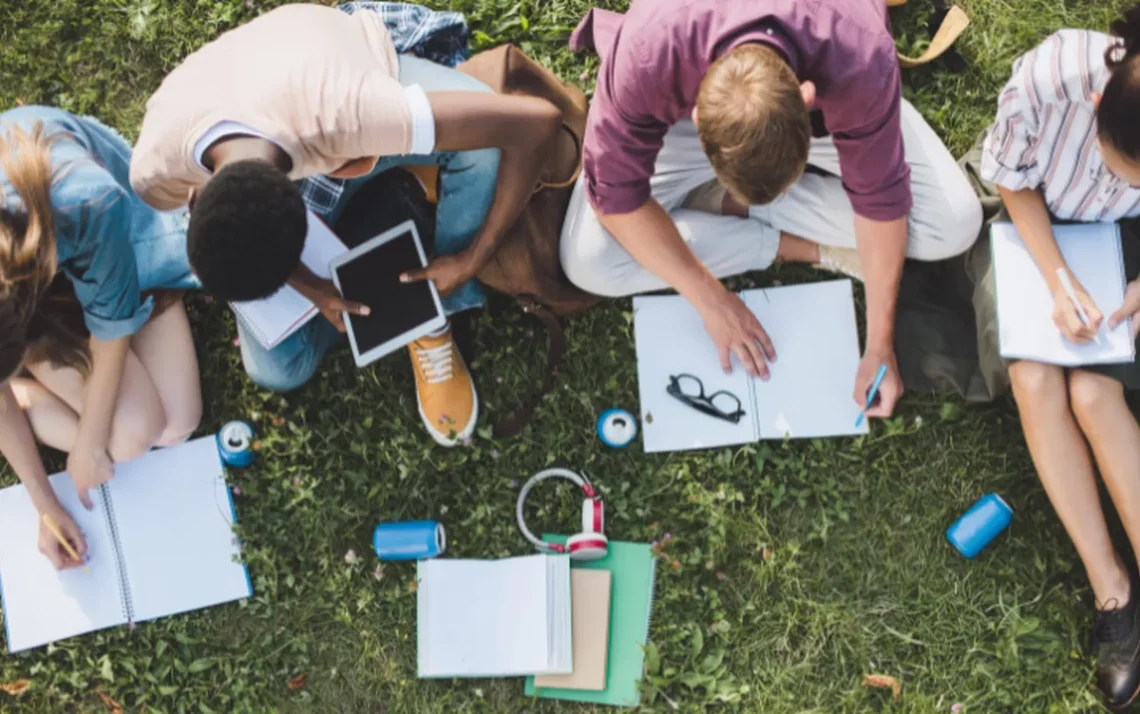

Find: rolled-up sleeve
<box><xmin>830</xmin><ymin>60</ymin><xmax>912</xmax><ymax>222</ymax></box>
<box><xmin>581</xmin><ymin>41</ymin><xmax>672</xmax><ymax>216</ymax></box>
<box><xmin>62</xmin><ymin>179</ymin><xmax>154</xmax><ymax>341</ymax></box>
<box><xmin>980</xmin><ymin>72</ymin><xmax>1042</xmax><ymax>192</ymax></box>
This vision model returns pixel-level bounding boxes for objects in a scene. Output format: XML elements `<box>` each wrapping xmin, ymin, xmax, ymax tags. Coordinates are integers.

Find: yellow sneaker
<box><xmin>409</xmin><ymin>325</ymin><xmax>478</xmax><ymax>447</ymax></box>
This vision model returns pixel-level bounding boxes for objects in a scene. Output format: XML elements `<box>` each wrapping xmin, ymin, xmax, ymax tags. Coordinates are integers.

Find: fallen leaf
<box><xmin>862</xmin><ymin>674</ymin><xmax>901</xmax><ymax>701</ymax></box>
<box><xmin>96</xmin><ymin>690</ymin><xmax>124</xmax><ymax>714</ymax></box>
<box><xmin>0</xmin><ymin>680</ymin><xmax>30</xmax><ymax>697</ymax></box>
<box><xmin>287</xmin><ymin>674</ymin><xmax>306</xmax><ymax>690</ymax></box>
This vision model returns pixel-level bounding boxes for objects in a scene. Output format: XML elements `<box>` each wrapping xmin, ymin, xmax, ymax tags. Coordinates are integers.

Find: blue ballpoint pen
<box><xmin>855</xmin><ymin>364</ymin><xmax>888</xmax><ymax>428</ymax></box>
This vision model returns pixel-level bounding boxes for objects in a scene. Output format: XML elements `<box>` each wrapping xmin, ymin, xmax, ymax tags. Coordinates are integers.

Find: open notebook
<box><xmin>417</xmin><ymin>554</ymin><xmax>571</xmax><ymax>678</ymax></box>
<box><xmin>231</xmin><ymin>210</ymin><xmax>348</xmax><ymax>349</ymax></box>
<box><xmin>0</xmin><ymin>438</ymin><xmax>252</xmax><ymax>653</ymax></box>
<box><xmin>992</xmin><ymin>222</ymin><xmax>1134</xmax><ymax>366</ymax></box>
<box><xmin>634</xmin><ymin>279</ymin><xmax>867</xmax><ymax>453</ymax></box>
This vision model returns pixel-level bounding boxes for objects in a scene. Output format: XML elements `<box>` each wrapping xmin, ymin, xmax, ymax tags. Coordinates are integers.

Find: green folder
<box><xmin>524</xmin><ymin>538</ymin><xmax>657</xmax><ymax>707</ymax></box>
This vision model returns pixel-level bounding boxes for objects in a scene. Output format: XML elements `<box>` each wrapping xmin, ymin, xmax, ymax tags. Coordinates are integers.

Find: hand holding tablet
<box><xmin>329</xmin><ymin>220</ymin><xmax>447</xmax><ymax>367</ymax></box>
<box><xmin>400</xmin><ymin>253</ymin><xmax>473</xmax><ymax>296</ymax></box>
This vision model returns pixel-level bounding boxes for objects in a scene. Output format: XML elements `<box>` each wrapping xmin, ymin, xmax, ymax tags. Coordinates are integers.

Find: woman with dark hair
<box><xmin>0</xmin><ymin>107</ymin><xmax>201</xmax><ymax>571</ymax></box>
<box><xmin>981</xmin><ymin>6</ymin><xmax>1140</xmax><ymax>709</ymax></box>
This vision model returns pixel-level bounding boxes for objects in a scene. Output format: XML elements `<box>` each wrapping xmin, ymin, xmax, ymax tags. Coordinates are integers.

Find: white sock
<box><xmin>427</xmin><ymin>322</ymin><xmax>450</xmax><ymax>338</ymax></box>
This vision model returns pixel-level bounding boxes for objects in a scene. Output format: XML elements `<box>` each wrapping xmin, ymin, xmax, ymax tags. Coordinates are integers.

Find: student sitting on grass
<box><xmin>129</xmin><ymin>3</ymin><xmax>560</xmax><ymax>447</ymax></box>
<box><xmin>980</xmin><ymin>8</ymin><xmax>1140</xmax><ymax>709</ymax></box>
<box><xmin>560</xmin><ymin>0</ymin><xmax>983</xmax><ymax>420</ymax></box>
<box><xmin>0</xmin><ymin>106</ymin><xmax>202</xmax><ymax>570</ymax></box>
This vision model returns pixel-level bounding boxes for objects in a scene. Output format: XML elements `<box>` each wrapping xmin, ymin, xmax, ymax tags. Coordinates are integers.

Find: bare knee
<box><xmin>107</xmin><ymin>395</ymin><xmax>167</xmax><ymax>463</ymax></box>
<box><xmin>1009</xmin><ymin>360</ymin><xmax>1067</xmax><ymax>411</ymax></box>
<box><xmin>1069</xmin><ymin>369</ymin><xmax>1124</xmax><ymax>422</ymax></box>
<box><xmin>155</xmin><ymin>396</ymin><xmax>202</xmax><ymax>447</ymax></box>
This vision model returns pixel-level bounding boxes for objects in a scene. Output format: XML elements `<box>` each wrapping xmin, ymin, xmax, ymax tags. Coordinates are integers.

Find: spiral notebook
<box><xmin>992</xmin><ymin>221</ymin><xmax>1134</xmax><ymax>366</ymax></box>
<box><xmin>0</xmin><ymin>438</ymin><xmax>252</xmax><ymax>653</ymax></box>
<box><xmin>231</xmin><ymin>210</ymin><xmax>348</xmax><ymax>349</ymax></box>
<box><xmin>634</xmin><ymin>279</ymin><xmax>867</xmax><ymax>453</ymax></box>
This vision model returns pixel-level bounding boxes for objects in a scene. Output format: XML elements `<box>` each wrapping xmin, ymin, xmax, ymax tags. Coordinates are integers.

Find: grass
<box><xmin>0</xmin><ymin>0</ymin><xmax>1137</xmax><ymax>711</ymax></box>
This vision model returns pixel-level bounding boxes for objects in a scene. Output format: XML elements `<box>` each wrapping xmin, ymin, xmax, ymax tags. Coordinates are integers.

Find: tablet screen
<box><xmin>333</xmin><ymin>228</ymin><xmax>440</xmax><ymax>354</ymax></box>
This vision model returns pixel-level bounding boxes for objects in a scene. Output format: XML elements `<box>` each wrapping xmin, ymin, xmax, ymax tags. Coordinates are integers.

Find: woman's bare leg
<box><xmin>9</xmin><ymin>377</ymin><xmax>80</xmax><ymax>452</ymax></box>
<box><xmin>1010</xmin><ymin>360</ymin><xmax>1130</xmax><ymax>606</ymax></box>
<box><xmin>128</xmin><ymin>300</ymin><xmax>202</xmax><ymax>446</ymax></box>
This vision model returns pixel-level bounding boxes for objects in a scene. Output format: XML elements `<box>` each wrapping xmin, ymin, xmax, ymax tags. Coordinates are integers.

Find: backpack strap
<box><xmin>896</xmin><ymin>4</ymin><xmax>970</xmax><ymax>69</ymax></box>
<box><xmin>492</xmin><ymin>297</ymin><xmax>567</xmax><ymax>438</ymax></box>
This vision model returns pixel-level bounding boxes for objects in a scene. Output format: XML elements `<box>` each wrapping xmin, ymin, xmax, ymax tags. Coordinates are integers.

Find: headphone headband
<box><xmin>516</xmin><ymin>468</ymin><xmax>598</xmax><ymax>554</ymax></box>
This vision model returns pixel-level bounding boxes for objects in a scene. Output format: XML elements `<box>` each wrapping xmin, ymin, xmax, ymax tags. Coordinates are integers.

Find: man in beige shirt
<box><xmin>131</xmin><ymin>3</ymin><xmax>559</xmax><ymax>447</ymax></box>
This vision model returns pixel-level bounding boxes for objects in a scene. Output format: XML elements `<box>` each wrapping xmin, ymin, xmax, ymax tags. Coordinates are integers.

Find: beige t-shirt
<box><xmin>130</xmin><ymin>4</ymin><xmax>425</xmax><ymax>210</ymax></box>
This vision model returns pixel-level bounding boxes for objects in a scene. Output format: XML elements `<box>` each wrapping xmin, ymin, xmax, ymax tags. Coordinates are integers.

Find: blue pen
<box><xmin>855</xmin><ymin>364</ymin><xmax>888</xmax><ymax>428</ymax></box>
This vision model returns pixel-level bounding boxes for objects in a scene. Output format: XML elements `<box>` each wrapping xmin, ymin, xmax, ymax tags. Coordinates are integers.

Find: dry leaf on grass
<box><xmin>862</xmin><ymin>674</ymin><xmax>901</xmax><ymax>700</ymax></box>
<box><xmin>287</xmin><ymin>674</ymin><xmax>306</xmax><ymax>690</ymax></box>
<box><xmin>1</xmin><ymin>680</ymin><xmax>30</xmax><ymax>697</ymax></box>
<box><xmin>96</xmin><ymin>690</ymin><xmax>124</xmax><ymax>714</ymax></box>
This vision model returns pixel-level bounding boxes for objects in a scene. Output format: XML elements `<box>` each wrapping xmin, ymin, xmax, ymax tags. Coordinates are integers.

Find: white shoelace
<box><xmin>414</xmin><ymin>342</ymin><xmax>455</xmax><ymax>384</ymax></box>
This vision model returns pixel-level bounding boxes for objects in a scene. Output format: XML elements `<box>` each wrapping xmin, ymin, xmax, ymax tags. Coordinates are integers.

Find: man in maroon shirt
<box><xmin>560</xmin><ymin>0</ymin><xmax>982</xmax><ymax>419</ymax></box>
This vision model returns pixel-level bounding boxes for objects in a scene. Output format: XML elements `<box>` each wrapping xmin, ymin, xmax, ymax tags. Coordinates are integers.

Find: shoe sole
<box><xmin>1109</xmin><ymin>680</ymin><xmax>1140</xmax><ymax>712</ymax></box>
<box><xmin>415</xmin><ymin>353</ymin><xmax>479</xmax><ymax>448</ymax></box>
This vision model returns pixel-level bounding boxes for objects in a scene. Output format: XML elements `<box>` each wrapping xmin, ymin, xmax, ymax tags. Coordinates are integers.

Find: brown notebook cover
<box><xmin>534</xmin><ymin>569</ymin><xmax>612</xmax><ymax>691</ymax></box>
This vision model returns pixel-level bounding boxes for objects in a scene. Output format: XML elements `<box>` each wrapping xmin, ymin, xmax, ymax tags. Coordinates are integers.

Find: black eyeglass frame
<box><xmin>666</xmin><ymin>373</ymin><xmax>746</xmax><ymax>424</ymax></box>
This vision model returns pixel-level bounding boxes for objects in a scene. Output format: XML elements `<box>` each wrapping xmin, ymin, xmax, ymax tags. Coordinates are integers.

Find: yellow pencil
<box><xmin>41</xmin><ymin>513</ymin><xmax>89</xmax><ymax>573</ymax></box>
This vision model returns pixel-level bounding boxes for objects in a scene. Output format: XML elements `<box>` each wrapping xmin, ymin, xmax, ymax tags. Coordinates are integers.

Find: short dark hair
<box><xmin>187</xmin><ymin>160</ymin><xmax>307</xmax><ymax>302</ymax></box>
<box><xmin>1099</xmin><ymin>4</ymin><xmax>1140</xmax><ymax>162</ymax></box>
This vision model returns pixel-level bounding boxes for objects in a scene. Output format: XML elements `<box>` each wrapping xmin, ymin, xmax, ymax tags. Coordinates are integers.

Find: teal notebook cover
<box><xmin>524</xmin><ymin>539</ymin><xmax>656</xmax><ymax>707</ymax></box>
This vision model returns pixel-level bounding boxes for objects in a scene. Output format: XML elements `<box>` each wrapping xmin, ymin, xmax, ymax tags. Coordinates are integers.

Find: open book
<box><xmin>231</xmin><ymin>210</ymin><xmax>348</xmax><ymax>349</ymax></box>
<box><xmin>992</xmin><ymin>222</ymin><xmax>1134</xmax><ymax>366</ymax></box>
<box><xmin>0</xmin><ymin>438</ymin><xmax>252</xmax><ymax>653</ymax></box>
<box><xmin>634</xmin><ymin>279</ymin><xmax>867</xmax><ymax>453</ymax></box>
<box><xmin>417</xmin><ymin>554</ymin><xmax>572</xmax><ymax>678</ymax></box>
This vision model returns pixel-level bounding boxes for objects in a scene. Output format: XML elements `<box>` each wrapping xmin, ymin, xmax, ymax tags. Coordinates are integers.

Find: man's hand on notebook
<box><xmin>1110</xmin><ymin>278</ymin><xmax>1140</xmax><ymax>340</ymax></box>
<box><xmin>854</xmin><ymin>348</ymin><xmax>902</xmax><ymax>419</ymax></box>
<box><xmin>698</xmin><ymin>288</ymin><xmax>776</xmax><ymax>379</ymax></box>
<box><xmin>311</xmin><ymin>278</ymin><xmax>370</xmax><ymax>333</ymax></box>
<box><xmin>37</xmin><ymin>506</ymin><xmax>87</xmax><ymax>570</ymax></box>
<box><xmin>1052</xmin><ymin>278</ymin><xmax>1102</xmax><ymax>344</ymax></box>
<box><xmin>400</xmin><ymin>253</ymin><xmax>472</xmax><ymax>296</ymax></box>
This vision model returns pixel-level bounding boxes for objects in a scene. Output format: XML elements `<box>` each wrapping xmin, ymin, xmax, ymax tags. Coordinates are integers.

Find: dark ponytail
<box><xmin>1098</xmin><ymin>3</ymin><xmax>1140</xmax><ymax>161</ymax></box>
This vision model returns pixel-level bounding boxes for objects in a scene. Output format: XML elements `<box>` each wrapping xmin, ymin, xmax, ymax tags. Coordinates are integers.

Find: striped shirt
<box><xmin>981</xmin><ymin>30</ymin><xmax>1140</xmax><ymax>222</ymax></box>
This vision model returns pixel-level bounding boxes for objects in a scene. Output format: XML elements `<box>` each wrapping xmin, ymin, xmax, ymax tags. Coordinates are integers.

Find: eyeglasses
<box><xmin>666</xmin><ymin>374</ymin><xmax>746</xmax><ymax>424</ymax></box>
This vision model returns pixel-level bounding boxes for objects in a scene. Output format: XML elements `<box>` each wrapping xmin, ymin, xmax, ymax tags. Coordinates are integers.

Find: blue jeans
<box><xmin>240</xmin><ymin>55</ymin><xmax>500</xmax><ymax>392</ymax></box>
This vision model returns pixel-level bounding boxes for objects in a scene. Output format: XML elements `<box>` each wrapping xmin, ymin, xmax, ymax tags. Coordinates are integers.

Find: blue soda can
<box><xmin>597</xmin><ymin>408</ymin><xmax>638</xmax><ymax>448</ymax></box>
<box><xmin>946</xmin><ymin>493</ymin><xmax>1013</xmax><ymax>558</ymax></box>
<box><xmin>217</xmin><ymin>421</ymin><xmax>256</xmax><ymax>468</ymax></box>
<box><xmin>372</xmin><ymin>520</ymin><xmax>446</xmax><ymax>561</ymax></box>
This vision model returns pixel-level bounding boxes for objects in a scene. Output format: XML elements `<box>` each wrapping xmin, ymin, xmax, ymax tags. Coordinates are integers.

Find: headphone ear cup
<box><xmin>567</xmin><ymin>532</ymin><xmax>609</xmax><ymax>562</ymax></box>
<box><xmin>581</xmin><ymin>497</ymin><xmax>605</xmax><ymax>535</ymax></box>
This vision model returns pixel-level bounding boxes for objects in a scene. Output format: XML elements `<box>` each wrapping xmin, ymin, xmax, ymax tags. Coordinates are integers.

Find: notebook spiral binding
<box><xmin>99</xmin><ymin>484</ymin><xmax>134</xmax><ymax>624</ymax></box>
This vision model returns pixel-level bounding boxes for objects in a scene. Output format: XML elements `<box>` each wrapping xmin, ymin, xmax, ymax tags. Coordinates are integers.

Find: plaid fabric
<box><xmin>298</xmin><ymin>2</ymin><xmax>471</xmax><ymax>217</ymax></box>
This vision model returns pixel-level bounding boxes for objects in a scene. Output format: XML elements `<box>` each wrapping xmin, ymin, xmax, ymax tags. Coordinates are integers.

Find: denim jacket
<box><xmin>0</xmin><ymin>106</ymin><xmax>195</xmax><ymax>341</ymax></box>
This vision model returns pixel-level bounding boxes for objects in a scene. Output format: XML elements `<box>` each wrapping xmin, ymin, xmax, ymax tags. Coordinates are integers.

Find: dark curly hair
<box><xmin>1099</xmin><ymin>3</ymin><xmax>1140</xmax><ymax>162</ymax></box>
<box><xmin>187</xmin><ymin>160</ymin><xmax>307</xmax><ymax>302</ymax></box>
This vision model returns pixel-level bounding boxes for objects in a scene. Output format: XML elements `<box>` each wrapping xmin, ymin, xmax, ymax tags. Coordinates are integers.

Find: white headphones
<box><xmin>516</xmin><ymin>468</ymin><xmax>608</xmax><ymax>561</ymax></box>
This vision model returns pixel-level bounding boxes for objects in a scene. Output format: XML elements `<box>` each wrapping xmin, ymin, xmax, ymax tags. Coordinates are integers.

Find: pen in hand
<box><xmin>855</xmin><ymin>364</ymin><xmax>888</xmax><ymax>428</ymax></box>
<box><xmin>1056</xmin><ymin>267</ymin><xmax>1103</xmax><ymax>346</ymax></box>
<box><xmin>41</xmin><ymin>513</ymin><xmax>89</xmax><ymax>573</ymax></box>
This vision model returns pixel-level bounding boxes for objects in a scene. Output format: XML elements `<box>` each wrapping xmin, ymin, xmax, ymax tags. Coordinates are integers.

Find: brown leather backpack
<box><xmin>455</xmin><ymin>45</ymin><xmax>602</xmax><ymax>436</ymax></box>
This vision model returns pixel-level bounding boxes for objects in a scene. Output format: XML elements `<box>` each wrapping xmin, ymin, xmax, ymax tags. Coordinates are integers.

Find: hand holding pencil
<box><xmin>38</xmin><ymin>509</ymin><xmax>88</xmax><ymax>572</ymax></box>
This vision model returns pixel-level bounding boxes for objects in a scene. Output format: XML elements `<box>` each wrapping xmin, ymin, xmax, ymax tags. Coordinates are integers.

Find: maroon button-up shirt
<box><xmin>572</xmin><ymin>0</ymin><xmax>912</xmax><ymax>222</ymax></box>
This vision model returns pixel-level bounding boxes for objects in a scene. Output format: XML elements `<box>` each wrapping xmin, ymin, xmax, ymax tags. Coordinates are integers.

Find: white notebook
<box><xmin>992</xmin><ymin>222</ymin><xmax>1134</xmax><ymax>366</ymax></box>
<box><xmin>231</xmin><ymin>210</ymin><xmax>348</xmax><ymax>349</ymax></box>
<box><xmin>417</xmin><ymin>554</ymin><xmax>572</xmax><ymax>678</ymax></box>
<box><xmin>0</xmin><ymin>438</ymin><xmax>252</xmax><ymax>653</ymax></box>
<box><xmin>634</xmin><ymin>279</ymin><xmax>867</xmax><ymax>453</ymax></box>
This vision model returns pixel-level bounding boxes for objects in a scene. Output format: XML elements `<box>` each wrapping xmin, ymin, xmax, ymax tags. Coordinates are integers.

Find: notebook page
<box><xmin>633</xmin><ymin>294</ymin><xmax>757</xmax><ymax>453</ymax></box>
<box><xmin>417</xmin><ymin>556</ymin><xmax>551</xmax><ymax>677</ymax></box>
<box><xmin>231</xmin><ymin>210</ymin><xmax>348</xmax><ymax>349</ymax></box>
<box><xmin>0</xmin><ymin>477</ymin><xmax>124</xmax><ymax>652</ymax></box>
<box><xmin>992</xmin><ymin>222</ymin><xmax>1133</xmax><ymax>365</ymax></box>
<box><xmin>107</xmin><ymin>438</ymin><xmax>251</xmax><ymax>624</ymax></box>
<box><xmin>741</xmin><ymin>280</ymin><xmax>867</xmax><ymax>439</ymax></box>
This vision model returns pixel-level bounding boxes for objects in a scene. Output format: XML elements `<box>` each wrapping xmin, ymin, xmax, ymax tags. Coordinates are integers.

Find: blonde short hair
<box><xmin>696</xmin><ymin>44</ymin><xmax>811</xmax><ymax>206</ymax></box>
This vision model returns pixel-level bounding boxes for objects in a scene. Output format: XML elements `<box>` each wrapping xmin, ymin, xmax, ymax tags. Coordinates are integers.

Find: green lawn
<box><xmin>0</xmin><ymin>0</ymin><xmax>1137</xmax><ymax>712</ymax></box>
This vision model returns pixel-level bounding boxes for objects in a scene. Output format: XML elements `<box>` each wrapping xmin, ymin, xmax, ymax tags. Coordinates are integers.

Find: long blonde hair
<box><xmin>0</xmin><ymin>121</ymin><xmax>90</xmax><ymax>382</ymax></box>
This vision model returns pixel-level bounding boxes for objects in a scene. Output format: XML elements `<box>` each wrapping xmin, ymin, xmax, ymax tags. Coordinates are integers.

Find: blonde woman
<box><xmin>0</xmin><ymin>106</ymin><xmax>201</xmax><ymax>570</ymax></box>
